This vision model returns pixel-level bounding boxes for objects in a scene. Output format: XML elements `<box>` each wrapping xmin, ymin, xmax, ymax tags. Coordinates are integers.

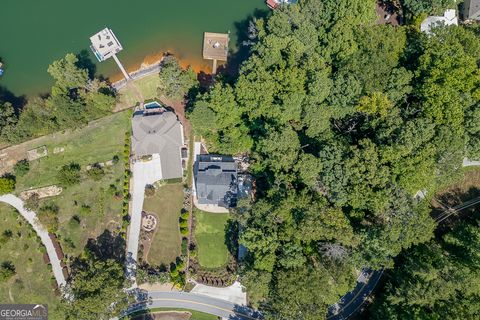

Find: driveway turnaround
<box><xmin>126</xmin><ymin>154</ymin><xmax>163</xmax><ymax>283</ymax></box>
<box><xmin>190</xmin><ymin>281</ymin><xmax>247</xmax><ymax>306</ymax></box>
<box><xmin>122</xmin><ymin>291</ymin><xmax>260</xmax><ymax>320</ymax></box>
<box><xmin>0</xmin><ymin>194</ymin><xmax>67</xmax><ymax>290</ymax></box>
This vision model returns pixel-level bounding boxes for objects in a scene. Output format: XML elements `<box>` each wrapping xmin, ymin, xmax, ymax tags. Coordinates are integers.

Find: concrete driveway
<box><xmin>190</xmin><ymin>281</ymin><xmax>247</xmax><ymax>306</ymax></box>
<box><xmin>126</xmin><ymin>154</ymin><xmax>163</xmax><ymax>283</ymax></box>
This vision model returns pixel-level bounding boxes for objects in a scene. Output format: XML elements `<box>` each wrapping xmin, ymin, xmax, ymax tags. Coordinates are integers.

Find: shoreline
<box><xmin>109</xmin><ymin>49</ymin><xmax>213</xmax><ymax>85</ymax></box>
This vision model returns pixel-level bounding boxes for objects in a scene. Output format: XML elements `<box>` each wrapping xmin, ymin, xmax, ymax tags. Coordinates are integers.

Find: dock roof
<box><xmin>203</xmin><ymin>32</ymin><xmax>229</xmax><ymax>61</ymax></box>
<box><xmin>90</xmin><ymin>28</ymin><xmax>123</xmax><ymax>62</ymax></box>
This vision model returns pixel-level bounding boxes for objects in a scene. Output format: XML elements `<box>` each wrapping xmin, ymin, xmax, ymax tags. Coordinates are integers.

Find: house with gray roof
<box><xmin>194</xmin><ymin>154</ymin><xmax>238</xmax><ymax>208</ymax></box>
<box><xmin>131</xmin><ymin>108</ymin><xmax>184</xmax><ymax>180</ymax></box>
<box><xmin>464</xmin><ymin>0</ymin><xmax>480</xmax><ymax>20</ymax></box>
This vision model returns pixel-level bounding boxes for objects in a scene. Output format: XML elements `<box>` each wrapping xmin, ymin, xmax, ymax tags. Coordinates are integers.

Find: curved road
<box><xmin>0</xmin><ymin>194</ymin><xmax>66</xmax><ymax>289</ymax></box>
<box><xmin>327</xmin><ymin>269</ymin><xmax>383</xmax><ymax>320</ymax></box>
<box><xmin>119</xmin><ymin>291</ymin><xmax>260</xmax><ymax>320</ymax></box>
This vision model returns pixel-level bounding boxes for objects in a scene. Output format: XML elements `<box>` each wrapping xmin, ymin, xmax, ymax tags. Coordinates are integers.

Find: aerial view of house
<box><xmin>194</xmin><ymin>154</ymin><xmax>238</xmax><ymax>209</ymax></box>
<box><xmin>131</xmin><ymin>105</ymin><xmax>185</xmax><ymax>180</ymax></box>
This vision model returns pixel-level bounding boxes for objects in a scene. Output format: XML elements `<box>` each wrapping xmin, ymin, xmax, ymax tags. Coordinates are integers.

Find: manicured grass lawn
<box><xmin>194</xmin><ymin>209</ymin><xmax>229</xmax><ymax>269</ymax></box>
<box><xmin>128</xmin><ymin>308</ymin><xmax>217</xmax><ymax>320</ymax></box>
<box><xmin>14</xmin><ymin>111</ymin><xmax>130</xmax><ymax>257</ymax></box>
<box><xmin>143</xmin><ymin>183</ymin><xmax>184</xmax><ymax>266</ymax></box>
<box><xmin>0</xmin><ymin>204</ymin><xmax>63</xmax><ymax>319</ymax></box>
<box><xmin>117</xmin><ymin>73</ymin><xmax>161</xmax><ymax>109</ymax></box>
<box><xmin>15</xmin><ymin>112</ymin><xmax>129</xmax><ymax>190</ymax></box>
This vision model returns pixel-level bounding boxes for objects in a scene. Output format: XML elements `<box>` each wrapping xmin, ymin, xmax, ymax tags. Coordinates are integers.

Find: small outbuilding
<box><xmin>194</xmin><ymin>154</ymin><xmax>238</xmax><ymax>208</ymax></box>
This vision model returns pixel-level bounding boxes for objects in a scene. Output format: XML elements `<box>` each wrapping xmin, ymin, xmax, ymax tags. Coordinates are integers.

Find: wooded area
<box><xmin>189</xmin><ymin>0</ymin><xmax>480</xmax><ymax>318</ymax></box>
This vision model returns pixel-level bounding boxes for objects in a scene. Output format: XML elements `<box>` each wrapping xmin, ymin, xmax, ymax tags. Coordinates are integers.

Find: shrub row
<box><xmin>121</xmin><ymin>131</ymin><xmax>132</xmax><ymax>233</ymax></box>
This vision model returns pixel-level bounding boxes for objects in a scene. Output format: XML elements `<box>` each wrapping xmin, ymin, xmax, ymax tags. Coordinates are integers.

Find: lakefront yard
<box><xmin>13</xmin><ymin>111</ymin><xmax>130</xmax><ymax>258</ymax></box>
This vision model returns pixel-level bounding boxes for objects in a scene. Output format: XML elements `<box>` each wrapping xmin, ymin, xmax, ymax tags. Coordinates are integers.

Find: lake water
<box><xmin>0</xmin><ymin>0</ymin><xmax>265</xmax><ymax>96</ymax></box>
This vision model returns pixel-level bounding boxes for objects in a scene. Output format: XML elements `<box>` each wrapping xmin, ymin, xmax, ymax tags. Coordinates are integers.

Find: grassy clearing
<box><xmin>15</xmin><ymin>112</ymin><xmax>129</xmax><ymax>190</ymax></box>
<box><xmin>143</xmin><ymin>183</ymin><xmax>184</xmax><ymax>266</ymax></box>
<box><xmin>194</xmin><ymin>209</ymin><xmax>229</xmax><ymax>269</ymax></box>
<box><xmin>128</xmin><ymin>307</ymin><xmax>217</xmax><ymax>320</ymax></box>
<box><xmin>14</xmin><ymin>111</ymin><xmax>130</xmax><ymax>257</ymax></box>
<box><xmin>436</xmin><ymin>167</ymin><xmax>480</xmax><ymax>202</ymax></box>
<box><xmin>117</xmin><ymin>73</ymin><xmax>161</xmax><ymax>109</ymax></box>
<box><xmin>0</xmin><ymin>204</ymin><xmax>63</xmax><ymax>319</ymax></box>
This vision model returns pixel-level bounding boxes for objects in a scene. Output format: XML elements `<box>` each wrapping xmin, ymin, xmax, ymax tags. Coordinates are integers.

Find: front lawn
<box><xmin>143</xmin><ymin>183</ymin><xmax>184</xmax><ymax>266</ymax></box>
<box><xmin>14</xmin><ymin>111</ymin><xmax>130</xmax><ymax>258</ymax></box>
<box><xmin>0</xmin><ymin>204</ymin><xmax>63</xmax><ymax>319</ymax></box>
<box><xmin>194</xmin><ymin>210</ymin><xmax>229</xmax><ymax>269</ymax></box>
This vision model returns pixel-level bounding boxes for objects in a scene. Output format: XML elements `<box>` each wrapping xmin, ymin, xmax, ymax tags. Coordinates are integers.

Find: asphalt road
<box><xmin>122</xmin><ymin>291</ymin><xmax>261</xmax><ymax>320</ymax></box>
<box><xmin>327</xmin><ymin>269</ymin><xmax>383</xmax><ymax>320</ymax></box>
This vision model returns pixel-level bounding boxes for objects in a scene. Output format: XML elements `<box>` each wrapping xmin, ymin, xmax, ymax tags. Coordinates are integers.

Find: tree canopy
<box><xmin>0</xmin><ymin>53</ymin><xmax>115</xmax><ymax>144</ymax></box>
<box><xmin>189</xmin><ymin>0</ymin><xmax>480</xmax><ymax>317</ymax></box>
<box><xmin>157</xmin><ymin>55</ymin><xmax>197</xmax><ymax>101</ymax></box>
<box><xmin>371</xmin><ymin>220</ymin><xmax>480</xmax><ymax>319</ymax></box>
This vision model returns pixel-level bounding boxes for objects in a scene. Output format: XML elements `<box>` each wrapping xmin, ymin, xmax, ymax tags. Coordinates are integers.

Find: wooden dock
<box><xmin>203</xmin><ymin>32</ymin><xmax>229</xmax><ymax>74</ymax></box>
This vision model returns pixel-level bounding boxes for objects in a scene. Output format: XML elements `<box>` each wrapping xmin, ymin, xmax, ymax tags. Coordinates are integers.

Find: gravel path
<box><xmin>0</xmin><ymin>194</ymin><xmax>67</xmax><ymax>290</ymax></box>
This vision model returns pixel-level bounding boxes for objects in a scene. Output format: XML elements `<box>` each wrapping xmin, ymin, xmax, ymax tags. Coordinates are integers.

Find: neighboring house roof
<box><xmin>194</xmin><ymin>154</ymin><xmax>238</xmax><ymax>208</ymax></box>
<box><xmin>132</xmin><ymin>110</ymin><xmax>184</xmax><ymax>179</ymax></box>
<box><xmin>266</xmin><ymin>0</ymin><xmax>297</xmax><ymax>9</ymax></box>
<box><xmin>421</xmin><ymin>9</ymin><xmax>458</xmax><ymax>34</ymax></box>
<box><xmin>464</xmin><ymin>0</ymin><xmax>480</xmax><ymax>20</ymax></box>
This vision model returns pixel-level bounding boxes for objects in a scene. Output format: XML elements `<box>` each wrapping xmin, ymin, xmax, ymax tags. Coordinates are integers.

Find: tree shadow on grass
<box><xmin>224</xmin><ymin>219</ymin><xmax>239</xmax><ymax>259</ymax></box>
<box><xmin>84</xmin><ymin>229</ymin><xmax>126</xmax><ymax>263</ymax></box>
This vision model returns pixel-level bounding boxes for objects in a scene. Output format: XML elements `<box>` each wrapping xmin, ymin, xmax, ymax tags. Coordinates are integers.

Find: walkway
<box><xmin>125</xmin><ymin>154</ymin><xmax>163</xmax><ymax>284</ymax></box>
<box><xmin>0</xmin><ymin>194</ymin><xmax>67</xmax><ymax>290</ymax></box>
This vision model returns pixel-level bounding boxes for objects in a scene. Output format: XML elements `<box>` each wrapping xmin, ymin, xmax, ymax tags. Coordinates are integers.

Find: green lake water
<box><xmin>0</xmin><ymin>0</ymin><xmax>265</xmax><ymax>96</ymax></box>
